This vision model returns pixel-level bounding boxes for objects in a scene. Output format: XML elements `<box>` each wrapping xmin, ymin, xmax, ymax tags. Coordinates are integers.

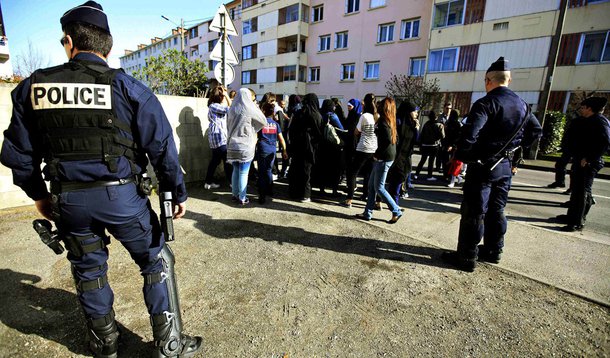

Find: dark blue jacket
<box><xmin>0</xmin><ymin>53</ymin><xmax>187</xmax><ymax>203</ymax></box>
<box><xmin>456</xmin><ymin>86</ymin><xmax>542</xmax><ymax>163</ymax></box>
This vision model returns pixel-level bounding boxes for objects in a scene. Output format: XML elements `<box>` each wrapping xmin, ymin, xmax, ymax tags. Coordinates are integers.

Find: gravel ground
<box><xmin>0</xmin><ymin>185</ymin><xmax>608</xmax><ymax>357</ymax></box>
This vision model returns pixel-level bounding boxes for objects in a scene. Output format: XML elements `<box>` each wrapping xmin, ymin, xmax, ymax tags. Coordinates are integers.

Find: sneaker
<box><xmin>272</xmin><ymin>174</ymin><xmax>279</xmax><ymax>181</ymax></box>
<box><xmin>400</xmin><ymin>193</ymin><xmax>409</xmax><ymax>199</ymax></box>
<box><xmin>426</xmin><ymin>177</ymin><xmax>437</xmax><ymax>181</ymax></box>
<box><xmin>239</xmin><ymin>197</ymin><xmax>250</xmax><ymax>205</ymax></box>
<box><xmin>340</xmin><ymin>199</ymin><xmax>352</xmax><ymax>208</ymax></box>
<box><xmin>204</xmin><ymin>183</ymin><xmax>220</xmax><ymax>189</ymax></box>
<box><xmin>441</xmin><ymin>251</ymin><xmax>476</xmax><ymax>272</ymax></box>
<box><xmin>300</xmin><ymin>198</ymin><xmax>311</xmax><ymax>203</ymax></box>
<box><xmin>561</xmin><ymin>224</ymin><xmax>583</xmax><ymax>232</ymax></box>
<box><xmin>447</xmin><ymin>183</ymin><xmax>455</xmax><ymax>188</ymax></box>
<box><xmin>477</xmin><ymin>245</ymin><xmax>502</xmax><ymax>264</ymax></box>
<box><xmin>355</xmin><ymin>213</ymin><xmax>371</xmax><ymax>221</ymax></box>
<box><xmin>547</xmin><ymin>182</ymin><xmax>566</xmax><ymax>189</ymax></box>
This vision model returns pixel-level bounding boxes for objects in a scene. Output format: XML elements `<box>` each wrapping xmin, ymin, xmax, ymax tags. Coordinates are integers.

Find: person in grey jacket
<box><xmin>227</xmin><ymin>88</ymin><xmax>267</xmax><ymax>204</ymax></box>
<box><xmin>415</xmin><ymin>110</ymin><xmax>445</xmax><ymax>180</ymax></box>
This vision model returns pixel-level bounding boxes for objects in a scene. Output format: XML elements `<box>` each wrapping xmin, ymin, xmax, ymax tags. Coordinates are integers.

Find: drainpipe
<box><xmin>529</xmin><ymin>0</ymin><xmax>569</xmax><ymax>159</ymax></box>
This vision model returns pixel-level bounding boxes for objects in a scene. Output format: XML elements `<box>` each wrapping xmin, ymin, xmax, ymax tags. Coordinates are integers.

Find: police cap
<box><xmin>60</xmin><ymin>1</ymin><xmax>110</xmax><ymax>34</ymax></box>
<box><xmin>486</xmin><ymin>57</ymin><xmax>510</xmax><ymax>73</ymax></box>
<box><xmin>581</xmin><ymin>97</ymin><xmax>608</xmax><ymax>112</ymax></box>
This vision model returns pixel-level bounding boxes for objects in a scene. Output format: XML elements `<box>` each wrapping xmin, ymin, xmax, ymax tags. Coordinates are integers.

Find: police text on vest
<box><xmin>31</xmin><ymin>83</ymin><xmax>112</xmax><ymax>110</ymax></box>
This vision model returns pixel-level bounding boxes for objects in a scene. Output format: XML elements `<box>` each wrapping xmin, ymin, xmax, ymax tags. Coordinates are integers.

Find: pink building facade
<box><xmin>306</xmin><ymin>0</ymin><xmax>432</xmax><ymax>105</ymax></box>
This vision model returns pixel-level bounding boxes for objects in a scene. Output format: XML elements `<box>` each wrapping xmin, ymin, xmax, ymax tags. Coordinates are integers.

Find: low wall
<box><xmin>0</xmin><ymin>83</ymin><xmax>212</xmax><ymax>210</ymax></box>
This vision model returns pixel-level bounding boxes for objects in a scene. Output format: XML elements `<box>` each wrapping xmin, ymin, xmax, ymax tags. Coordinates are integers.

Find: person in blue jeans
<box><xmin>257</xmin><ymin>102</ymin><xmax>288</xmax><ymax>204</ymax></box>
<box><xmin>356</xmin><ymin>97</ymin><xmax>402</xmax><ymax>224</ymax></box>
<box><xmin>227</xmin><ymin>88</ymin><xmax>267</xmax><ymax>205</ymax></box>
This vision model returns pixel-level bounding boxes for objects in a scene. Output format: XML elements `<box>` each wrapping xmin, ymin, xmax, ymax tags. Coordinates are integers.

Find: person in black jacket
<box><xmin>355</xmin><ymin>97</ymin><xmax>402</xmax><ymax>223</ymax></box>
<box><xmin>415</xmin><ymin>111</ymin><xmax>445</xmax><ymax>180</ymax></box>
<box><xmin>561</xmin><ymin>97</ymin><xmax>610</xmax><ymax>231</ymax></box>
<box><xmin>387</xmin><ymin>101</ymin><xmax>419</xmax><ymax>205</ymax></box>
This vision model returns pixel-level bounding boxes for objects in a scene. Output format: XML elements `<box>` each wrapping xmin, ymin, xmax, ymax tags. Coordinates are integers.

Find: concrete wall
<box><xmin>0</xmin><ymin>83</ymin><xmax>212</xmax><ymax>209</ymax></box>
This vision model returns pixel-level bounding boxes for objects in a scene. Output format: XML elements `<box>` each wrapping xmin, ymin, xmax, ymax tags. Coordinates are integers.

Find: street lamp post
<box><xmin>161</xmin><ymin>15</ymin><xmax>184</xmax><ymax>53</ymax></box>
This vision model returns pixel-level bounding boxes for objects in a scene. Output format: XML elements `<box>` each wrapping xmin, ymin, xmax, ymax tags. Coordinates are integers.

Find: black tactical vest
<box><xmin>30</xmin><ymin>60</ymin><xmax>140</xmax><ymax>177</ymax></box>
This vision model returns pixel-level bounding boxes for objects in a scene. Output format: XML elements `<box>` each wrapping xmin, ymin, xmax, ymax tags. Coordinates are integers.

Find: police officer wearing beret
<box><xmin>561</xmin><ymin>97</ymin><xmax>609</xmax><ymax>232</ymax></box>
<box><xmin>0</xmin><ymin>2</ymin><xmax>202</xmax><ymax>357</ymax></box>
<box><xmin>442</xmin><ymin>57</ymin><xmax>542</xmax><ymax>272</ymax></box>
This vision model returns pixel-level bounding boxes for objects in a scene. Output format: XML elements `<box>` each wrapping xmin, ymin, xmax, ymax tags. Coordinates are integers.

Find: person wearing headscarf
<box><xmin>226</xmin><ymin>88</ymin><xmax>268</xmax><ymax>205</ymax></box>
<box><xmin>344</xmin><ymin>98</ymin><xmax>363</xmax><ymax>163</ymax></box>
<box><xmin>387</xmin><ymin>101</ymin><xmax>419</xmax><ymax>204</ymax></box>
<box><xmin>313</xmin><ymin>99</ymin><xmax>345</xmax><ymax>196</ymax></box>
<box><xmin>332</xmin><ymin>97</ymin><xmax>346</xmax><ymax>126</ymax></box>
<box><xmin>282</xmin><ymin>94</ymin><xmax>302</xmax><ymax>178</ymax></box>
<box><xmin>288</xmin><ymin>93</ymin><xmax>323</xmax><ymax>202</ymax></box>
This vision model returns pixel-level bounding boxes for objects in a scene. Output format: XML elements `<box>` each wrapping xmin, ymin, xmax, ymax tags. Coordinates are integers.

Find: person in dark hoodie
<box><xmin>415</xmin><ymin>110</ymin><xmax>445</xmax><ymax>180</ymax></box>
<box><xmin>288</xmin><ymin>93</ymin><xmax>323</xmax><ymax>202</ymax></box>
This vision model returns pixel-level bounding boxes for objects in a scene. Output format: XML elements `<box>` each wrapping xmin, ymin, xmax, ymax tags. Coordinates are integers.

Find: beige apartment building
<box><xmin>425</xmin><ymin>0</ymin><xmax>610</xmax><ymax>114</ymax></box>
<box><xmin>120</xmin><ymin>0</ymin><xmax>609</xmax><ymax>112</ymax></box>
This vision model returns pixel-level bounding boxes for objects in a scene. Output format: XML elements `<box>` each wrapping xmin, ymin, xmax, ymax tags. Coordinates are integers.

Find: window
<box><xmin>279</xmin><ymin>4</ymin><xmax>300</xmax><ymax>25</ymax></box>
<box><xmin>173</xmin><ymin>38</ymin><xmax>177</xmax><ymax>45</ymax></box>
<box><xmin>364</xmin><ymin>61</ymin><xmax>380</xmax><ymax>79</ymax></box>
<box><xmin>401</xmin><ymin>18</ymin><xmax>420</xmax><ymax>40</ymax></box>
<box><xmin>577</xmin><ymin>31</ymin><xmax>610</xmax><ymax>63</ymax></box>
<box><xmin>341</xmin><ymin>63</ymin><xmax>355</xmax><ymax>80</ymax></box>
<box><xmin>279</xmin><ymin>65</ymin><xmax>297</xmax><ymax>82</ymax></box>
<box><xmin>319</xmin><ymin>35</ymin><xmax>331</xmax><ymax>52</ymax></box>
<box><xmin>243</xmin><ymin>17</ymin><xmax>258</xmax><ymax>34</ymax></box>
<box><xmin>335</xmin><ymin>31</ymin><xmax>349</xmax><ymax>49</ymax></box>
<box><xmin>370</xmin><ymin>0</ymin><xmax>386</xmax><ymax>8</ymax></box>
<box><xmin>312</xmin><ymin>5</ymin><xmax>324</xmax><ymax>22</ymax></box>
<box><xmin>189</xmin><ymin>27</ymin><xmax>198</xmax><ymax>39</ymax></box>
<box><xmin>409</xmin><ymin>58</ymin><xmax>426</xmax><ymax>77</ymax></box>
<box><xmin>309</xmin><ymin>67</ymin><xmax>320</xmax><ymax>82</ymax></box>
<box><xmin>190</xmin><ymin>49</ymin><xmax>198</xmax><ymax>57</ymax></box>
<box><xmin>433</xmin><ymin>0</ymin><xmax>465</xmax><ymax>28</ymax></box>
<box><xmin>242</xmin><ymin>44</ymin><xmax>257</xmax><ymax>60</ymax></box>
<box><xmin>345</xmin><ymin>0</ymin><xmax>360</xmax><ymax>14</ymax></box>
<box><xmin>242</xmin><ymin>70</ymin><xmax>257</xmax><ymax>84</ymax></box>
<box><xmin>208</xmin><ymin>39</ymin><xmax>218</xmax><ymax>52</ymax></box>
<box><xmin>428</xmin><ymin>48</ymin><xmax>459</xmax><ymax>72</ymax></box>
<box><xmin>493</xmin><ymin>22</ymin><xmax>509</xmax><ymax>31</ymax></box>
<box><xmin>377</xmin><ymin>23</ymin><xmax>395</xmax><ymax>43</ymax></box>
<box><xmin>242</xmin><ymin>0</ymin><xmax>257</xmax><ymax>9</ymax></box>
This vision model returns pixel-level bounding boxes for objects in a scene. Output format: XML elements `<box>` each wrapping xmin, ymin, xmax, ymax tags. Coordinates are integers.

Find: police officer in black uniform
<box><xmin>442</xmin><ymin>57</ymin><xmax>542</xmax><ymax>272</ymax></box>
<box><xmin>0</xmin><ymin>2</ymin><xmax>202</xmax><ymax>357</ymax></box>
<box><xmin>561</xmin><ymin>97</ymin><xmax>609</xmax><ymax>232</ymax></box>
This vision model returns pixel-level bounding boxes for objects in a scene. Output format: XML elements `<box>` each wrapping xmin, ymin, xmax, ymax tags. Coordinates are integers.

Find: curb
<box><xmin>520</xmin><ymin>163</ymin><xmax>610</xmax><ymax>181</ymax></box>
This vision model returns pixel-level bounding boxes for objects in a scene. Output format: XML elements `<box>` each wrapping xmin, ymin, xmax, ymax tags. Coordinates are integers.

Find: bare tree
<box><xmin>385</xmin><ymin>74</ymin><xmax>442</xmax><ymax>111</ymax></box>
<box><xmin>14</xmin><ymin>39</ymin><xmax>50</xmax><ymax>77</ymax></box>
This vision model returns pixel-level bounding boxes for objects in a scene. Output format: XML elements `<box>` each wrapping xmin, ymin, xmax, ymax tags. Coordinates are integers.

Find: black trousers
<box><xmin>416</xmin><ymin>146</ymin><xmax>439</xmax><ymax>177</ymax></box>
<box><xmin>346</xmin><ymin>151</ymin><xmax>373</xmax><ymax>200</ymax></box>
<box><xmin>566</xmin><ymin>162</ymin><xmax>596</xmax><ymax>227</ymax></box>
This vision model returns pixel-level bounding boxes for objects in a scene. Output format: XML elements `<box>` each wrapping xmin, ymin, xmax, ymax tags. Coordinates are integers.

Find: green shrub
<box><xmin>539</xmin><ymin>111</ymin><xmax>566</xmax><ymax>155</ymax></box>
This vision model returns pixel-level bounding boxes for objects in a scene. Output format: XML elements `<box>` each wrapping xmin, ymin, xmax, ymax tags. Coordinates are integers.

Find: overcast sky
<box><xmin>3</xmin><ymin>0</ymin><xmax>226</xmax><ymax>69</ymax></box>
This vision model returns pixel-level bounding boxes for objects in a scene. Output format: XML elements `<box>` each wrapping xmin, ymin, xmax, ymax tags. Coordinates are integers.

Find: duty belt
<box><xmin>50</xmin><ymin>177</ymin><xmax>134</xmax><ymax>193</ymax></box>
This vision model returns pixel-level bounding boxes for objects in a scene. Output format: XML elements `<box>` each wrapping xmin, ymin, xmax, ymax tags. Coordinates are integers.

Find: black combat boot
<box><xmin>151</xmin><ymin>313</ymin><xmax>202</xmax><ymax>358</ymax></box>
<box><xmin>87</xmin><ymin>310</ymin><xmax>120</xmax><ymax>358</ymax></box>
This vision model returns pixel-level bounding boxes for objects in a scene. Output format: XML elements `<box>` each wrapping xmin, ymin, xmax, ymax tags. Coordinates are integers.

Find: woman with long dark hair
<box><xmin>387</xmin><ymin>101</ymin><xmax>419</xmax><ymax>204</ymax></box>
<box><xmin>356</xmin><ymin>97</ymin><xmax>402</xmax><ymax>223</ymax></box>
<box><xmin>288</xmin><ymin>93</ymin><xmax>323</xmax><ymax>202</ymax></box>
<box><xmin>342</xmin><ymin>93</ymin><xmax>377</xmax><ymax>207</ymax></box>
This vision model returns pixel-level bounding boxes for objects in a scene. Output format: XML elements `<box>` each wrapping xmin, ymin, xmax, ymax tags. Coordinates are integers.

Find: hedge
<box><xmin>539</xmin><ymin>111</ymin><xmax>566</xmax><ymax>155</ymax></box>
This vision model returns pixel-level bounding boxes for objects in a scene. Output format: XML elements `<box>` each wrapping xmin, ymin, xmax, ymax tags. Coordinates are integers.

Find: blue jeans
<box><xmin>363</xmin><ymin>160</ymin><xmax>402</xmax><ymax>218</ymax></box>
<box><xmin>231</xmin><ymin>161</ymin><xmax>252</xmax><ymax>201</ymax></box>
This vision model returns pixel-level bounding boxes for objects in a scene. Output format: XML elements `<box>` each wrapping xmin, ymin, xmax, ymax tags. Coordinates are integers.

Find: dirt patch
<box><xmin>0</xmin><ymin>187</ymin><xmax>607</xmax><ymax>357</ymax></box>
